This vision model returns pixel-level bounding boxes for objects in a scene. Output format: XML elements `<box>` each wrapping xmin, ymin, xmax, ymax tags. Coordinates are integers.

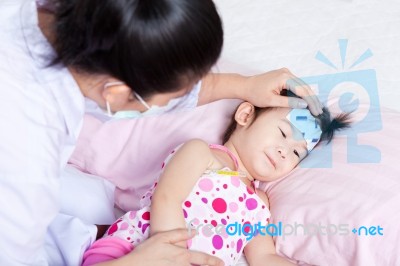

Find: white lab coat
<box><xmin>0</xmin><ymin>1</ymin><xmax>95</xmax><ymax>265</ymax></box>
<box><xmin>44</xmin><ymin>166</ymin><xmax>116</xmax><ymax>266</ymax></box>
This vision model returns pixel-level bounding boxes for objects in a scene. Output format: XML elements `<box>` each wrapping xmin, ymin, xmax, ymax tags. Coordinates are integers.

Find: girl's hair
<box><xmin>52</xmin><ymin>0</ymin><xmax>223</xmax><ymax>99</ymax></box>
<box><xmin>222</xmin><ymin>99</ymin><xmax>351</xmax><ymax>144</ymax></box>
<box><xmin>316</xmin><ymin>107</ymin><xmax>351</xmax><ymax>143</ymax></box>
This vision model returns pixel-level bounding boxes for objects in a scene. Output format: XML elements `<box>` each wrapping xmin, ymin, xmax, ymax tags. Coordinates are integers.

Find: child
<box><xmin>82</xmin><ymin>102</ymin><xmax>350</xmax><ymax>266</ymax></box>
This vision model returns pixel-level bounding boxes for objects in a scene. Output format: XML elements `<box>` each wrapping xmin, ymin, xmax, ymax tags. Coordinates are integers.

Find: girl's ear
<box><xmin>234</xmin><ymin>102</ymin><xmax>256</xmax><ymax>126</ymax></box>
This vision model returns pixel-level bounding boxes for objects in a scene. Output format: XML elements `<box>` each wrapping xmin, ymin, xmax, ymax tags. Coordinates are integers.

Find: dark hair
<box><xmin>52</xmin><ymin>0</ymin><xmax>223</xmax><ymax>98</ymax></box>
<box><xmin>315</xmin><ymin>107</ymin><xmax>351</xmax><ymax>143</ymax></box>
<box><xmin>222</xmin><ymin>103</ymin><xmax>351</xmax><ymax>145</ymax></box>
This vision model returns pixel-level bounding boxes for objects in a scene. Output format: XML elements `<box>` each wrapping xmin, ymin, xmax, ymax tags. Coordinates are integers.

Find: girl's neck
<box><xmin>222</xmin><ymin>142</ymin><xmax>255</xmax><ymax>187</ymax></box>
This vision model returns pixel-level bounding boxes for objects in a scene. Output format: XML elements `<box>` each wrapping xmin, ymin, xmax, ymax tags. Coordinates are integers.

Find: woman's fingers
<box><xmin>154</xmin><ymin>229</ymin><xmax>224</xmax><ymax>266</ymax></box>
<box><xmin>285</xmin><ymin>73</ymin><xmax>323</xmax><ymax>116</ymax></box>
<box><xmin>188</xmin><ymin>249</ymin><xmax>224</xmax><ymax>266</ymax></box>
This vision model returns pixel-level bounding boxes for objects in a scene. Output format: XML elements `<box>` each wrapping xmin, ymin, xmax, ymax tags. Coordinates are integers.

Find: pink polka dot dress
<box><xmin>92</xmin><ymin>144</ymin><xmax>270</xmax><ymax>266</ymax></box>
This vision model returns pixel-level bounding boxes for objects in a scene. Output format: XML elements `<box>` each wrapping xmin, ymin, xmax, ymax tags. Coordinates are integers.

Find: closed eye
<box><xmin>279</xmin><ymin>128</ymin><xmax>286</xmax><ymax>138</ymax></box>
<box><xmin>293</xmin><ymin>150</ymin><xmax>300</xmax><ymax>158</ymax></box>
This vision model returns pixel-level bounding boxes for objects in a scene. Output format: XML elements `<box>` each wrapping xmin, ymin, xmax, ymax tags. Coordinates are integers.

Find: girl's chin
<box><xmin>254</xmin><ymin>170</ymin><xmax>276</xmax><ymax>182</ymax></box>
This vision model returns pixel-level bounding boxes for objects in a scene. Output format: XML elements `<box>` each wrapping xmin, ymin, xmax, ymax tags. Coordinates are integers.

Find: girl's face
<box><xmin>232</xmin><ymin>105</ymin><xmax>309</xmax><ymax>182</ymax></box>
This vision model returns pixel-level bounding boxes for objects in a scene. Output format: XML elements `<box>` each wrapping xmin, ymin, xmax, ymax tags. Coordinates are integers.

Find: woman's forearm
<box><xmin>198</xmin><ymin>73</ymin><xmax>248</xmax><ymax>105</ymax></box>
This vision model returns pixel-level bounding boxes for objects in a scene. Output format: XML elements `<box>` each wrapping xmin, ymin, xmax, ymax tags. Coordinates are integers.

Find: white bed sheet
<box><xmin>214</xmin><ymin>0</ymin><xmax>400</xmax><ymax>111</ymax></box>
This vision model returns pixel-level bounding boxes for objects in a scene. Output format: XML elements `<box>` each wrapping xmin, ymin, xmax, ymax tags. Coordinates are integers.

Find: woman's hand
<box><xmin>242</xmin><ymin>68</ymin><xmax>323</xmax><ymax>116</ymax></box>
<box><xmin>134</xmin><ymin>229</ymin><xmax>223</xmax><ymax>266</ymax></box>
<box><xmin>200</xmin><ymin>68</ymin><xmax>323</xmax><ymax>116</ymax></box>
<box><xmin>96</xmin><ymin>229</ymin><xmax>224</xmax><ymax>266</ymax></box>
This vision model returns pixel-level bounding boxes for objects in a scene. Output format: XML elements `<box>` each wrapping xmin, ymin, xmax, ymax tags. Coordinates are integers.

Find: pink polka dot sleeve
<box><xmin>82</xmin><ymin>237</ymin><xmax>134</xmax><ymax>266</ymax></box>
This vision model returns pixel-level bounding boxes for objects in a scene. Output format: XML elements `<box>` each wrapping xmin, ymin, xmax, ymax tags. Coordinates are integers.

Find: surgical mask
<box><xmin>104</xmin><ymin>81</ymin><xmax>196</xmax><ymax>119</ymax></box>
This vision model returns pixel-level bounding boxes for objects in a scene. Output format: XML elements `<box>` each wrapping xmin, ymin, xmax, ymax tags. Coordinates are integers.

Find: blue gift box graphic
<box><xmin>288</xmin><ymin>40</ymin><xmax>382</xmax><ymax>167</ymax></box>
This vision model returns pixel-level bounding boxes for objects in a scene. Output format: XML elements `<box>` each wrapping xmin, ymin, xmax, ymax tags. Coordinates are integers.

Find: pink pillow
<box><xmin>69</xmin><ymin>99</ymin><xmax>241</xmax><ymax>211</ymax></box>
<box><xmin>262</xmin><ymin>105</ymin><xmax>400</xmax><ymax>265</ymax></box>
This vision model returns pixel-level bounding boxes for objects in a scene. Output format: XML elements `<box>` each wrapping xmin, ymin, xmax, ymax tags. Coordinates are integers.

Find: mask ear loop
<box><xmin>106</xmin><ymin>100</ymin><xmax>112</xmax><ymax>117</ymax></box>
<box><xmin>133</xmin><ymin>92</ymin><xmax>151</xmax><ymax>110</ymax></box>
<box><xmin>103</xmin><ymin>81</ymin><xmax>125</xmax><ymax>117</ymax></box>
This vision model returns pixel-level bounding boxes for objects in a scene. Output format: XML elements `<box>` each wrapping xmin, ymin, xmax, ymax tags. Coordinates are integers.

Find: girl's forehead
<box><xmin>261</xmin><ymin>107</ymin><xmax>306</xmax><ymax>138</ymax></box>
<box><xmin>262</xmin><ymin>107</ymin><xmax>292</xmax><ymax>119</ymax></box>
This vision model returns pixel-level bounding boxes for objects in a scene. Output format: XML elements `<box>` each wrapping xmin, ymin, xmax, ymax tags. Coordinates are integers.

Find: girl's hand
<box><xmin>243</xmin><ymin>68</ymin><xmax>323</xmax><ymax>116</ymax></box>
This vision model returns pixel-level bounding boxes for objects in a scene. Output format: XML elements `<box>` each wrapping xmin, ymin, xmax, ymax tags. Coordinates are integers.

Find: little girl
<box><xmin>82</xmin><ymin>102</ymin><xmax>350</xmax><ymax>266</ymax></box>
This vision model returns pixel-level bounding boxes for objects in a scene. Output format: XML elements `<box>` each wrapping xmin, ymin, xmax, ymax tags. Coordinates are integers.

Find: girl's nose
<box><xmin>277</xmin><ymin>146</ymin><xmax>288</xmax><ymax>159</ymax></box>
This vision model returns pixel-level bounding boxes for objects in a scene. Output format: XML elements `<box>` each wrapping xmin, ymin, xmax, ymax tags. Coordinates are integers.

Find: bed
<box><xmin>68</xmin><ymin>0</ymin><xmax>400</xmax><ymax>265</ymax></box>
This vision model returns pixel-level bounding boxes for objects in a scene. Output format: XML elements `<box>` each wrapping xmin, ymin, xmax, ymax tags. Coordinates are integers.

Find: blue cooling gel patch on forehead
<box><xmin>286</xmin><ymin>109</ymin><xmax>322</xmax><ymax>152</ymax></box>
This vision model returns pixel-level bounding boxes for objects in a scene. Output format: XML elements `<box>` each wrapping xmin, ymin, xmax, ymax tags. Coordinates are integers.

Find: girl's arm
<box><xmin>198</xmin><ymin>70</ymin><xmax>323</xmax><ymax>116</ymax></box>
<box><xmin>244</xmin><ymin>190</ymin><xmax>295</xmax><ymax>266</ymax></box>
<box><xmin>150</xmin><ymin>139</ymin><xmax>214</xmax><ymax>246</ymax></box>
